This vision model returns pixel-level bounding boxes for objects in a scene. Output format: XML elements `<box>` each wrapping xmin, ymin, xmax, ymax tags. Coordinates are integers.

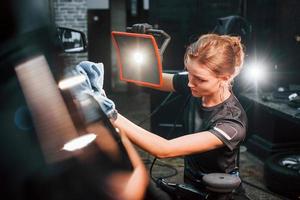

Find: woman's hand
<box><xmin>131</xmin><ymin>23</ymin><xmax>153</xmax><ymax>33</ymax></box>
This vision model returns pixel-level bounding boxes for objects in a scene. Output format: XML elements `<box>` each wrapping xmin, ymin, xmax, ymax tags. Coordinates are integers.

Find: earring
<box><xmin>220</xmin><ymin>81</ymin><xmax>227</xmax><ymax>101</ymax></box>
<box><xmin>219</xmin><ymin>82</ymin><xmax>223</xmax><ymax>101</ymax></box>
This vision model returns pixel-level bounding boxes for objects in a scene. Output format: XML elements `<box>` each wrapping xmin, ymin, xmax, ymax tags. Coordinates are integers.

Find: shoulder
<box><xmin>208</xmin><ymin>95</ymin><xmax>247</xmax><ymax>150</ymax></box>
<box><xmin>208</xmin><ymin>119</ymin><xmax>245</xmax><ymax>151</ymax></box>
<box><xmin>214</xmin><ymin>94</ymin><xmax>247</xmax><ymax>125</ymax></box>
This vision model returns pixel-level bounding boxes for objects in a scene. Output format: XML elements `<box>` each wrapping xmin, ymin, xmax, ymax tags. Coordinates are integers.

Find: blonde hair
<box><xmin>184</xmin><ymin>34</ymin><xmax>245</xmax><ymax>81</ymax></box>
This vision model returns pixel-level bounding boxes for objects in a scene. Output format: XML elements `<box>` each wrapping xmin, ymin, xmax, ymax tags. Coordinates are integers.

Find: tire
<box><xmin>264</xmin><ymin>151</ymin><xmax>300</xmax><ymax>198</ymax></box>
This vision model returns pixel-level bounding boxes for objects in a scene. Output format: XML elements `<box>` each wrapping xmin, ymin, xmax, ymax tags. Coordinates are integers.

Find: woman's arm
<box><xmin>159</xmin><ymin>73</ymin><xmax>175</xmax><ymax>92</ymax></box>
<box><xmin>136</xmin><ymin>73</ymin><xmax>175</xmax><ymax>92</ymax></box>
<box><xmin>112</xmin><ymin>114</ymin><xmax>224</xmax><ymax>159</ymax></box>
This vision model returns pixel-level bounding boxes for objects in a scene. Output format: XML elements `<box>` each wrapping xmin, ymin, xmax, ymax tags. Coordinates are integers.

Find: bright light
<box><xmin>246</xmin><ymin>61</ymin><xmax>267</xmax><ymax>82</ymax></box>
<box><xmin>249</xmin><ymin>67</ymin><xmax>263</xmax><ymax>78</ymax></box>
<box><xmin>58</xmin><ymin>74</ymin><xmax>86</xmax><ymax>90</ymax></box>
<box><xmin>62</xmin><ymin>133</ymin><xmax>97</xmax><ymax>151</ymax></box>
<box><xmin>132</xmin><ymin>51</ymin><xmax>144</xmax><ymax>64</ymax></box>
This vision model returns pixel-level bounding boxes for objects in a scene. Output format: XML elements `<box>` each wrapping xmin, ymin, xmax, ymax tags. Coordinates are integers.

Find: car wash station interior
<box><xmin>1</xmin><ymin>0</ymin><xmax>300</xmax><ymax>200</ymax></box>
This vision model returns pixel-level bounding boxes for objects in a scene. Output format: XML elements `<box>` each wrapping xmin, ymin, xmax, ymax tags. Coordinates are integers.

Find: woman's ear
<box><xmin>218</xmin><ymin>75</ymin><xmax>231</xmax><ymax>88</ymax></box>
<box><xmin>219</xmin><ymin>75</ymin><xmax>231</xmax><ymax>84</ymax></box>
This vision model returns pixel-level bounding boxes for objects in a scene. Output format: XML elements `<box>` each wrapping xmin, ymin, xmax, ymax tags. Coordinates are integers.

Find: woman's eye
<box><xmin>196</xmin><ymin>78</ymin><xmax>206</xmax><ymax>82</ymax></box>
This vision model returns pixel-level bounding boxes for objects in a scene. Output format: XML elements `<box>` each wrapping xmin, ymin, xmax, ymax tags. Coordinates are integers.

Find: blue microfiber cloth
<box><xmin>75</xmin><ymin>61</ymin><xmax>104</xmax><ymax>93</ymax></box>
<box><xmin>71</xmin><ymin>61</ymin><xmax>117</xmax><ymax>119</ymax></box>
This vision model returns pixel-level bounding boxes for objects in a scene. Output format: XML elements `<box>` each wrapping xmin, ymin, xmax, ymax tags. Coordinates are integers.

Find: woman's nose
<box><xmin>188</xmin><ymin>78</ymin><xmax>195</xmax><ymax>88</ymax></box>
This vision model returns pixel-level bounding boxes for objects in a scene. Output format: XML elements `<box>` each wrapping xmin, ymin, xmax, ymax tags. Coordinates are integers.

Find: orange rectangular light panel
<box><xmin>112</xmin><ymin>31</ymin><xmax>163</xmax><ymax>88</ymax></box>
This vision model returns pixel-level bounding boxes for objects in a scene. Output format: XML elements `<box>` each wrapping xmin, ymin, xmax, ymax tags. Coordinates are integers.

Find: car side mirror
<box><xmin>57</xmin><ymin>27</ymin><xmax>87</xmax><ymax>53</ymax></box>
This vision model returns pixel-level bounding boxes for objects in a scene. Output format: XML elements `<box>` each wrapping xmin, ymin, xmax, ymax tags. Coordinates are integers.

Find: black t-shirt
<box><xmin>173</xmin><ymin>73</ymin><xmax>247</xmax><ymax>181</ymax></box>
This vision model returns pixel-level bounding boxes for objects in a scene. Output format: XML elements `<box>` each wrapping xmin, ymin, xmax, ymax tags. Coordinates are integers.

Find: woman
<box><xmin>112</xmin><ymin>33</ymin><xmax>247</xmax><ymax>199</ymax></box>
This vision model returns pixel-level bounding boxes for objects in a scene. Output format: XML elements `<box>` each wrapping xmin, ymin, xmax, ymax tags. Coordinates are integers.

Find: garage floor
<box><xmin>110</xmin><ymin>90</ymin><xmax>291</xmax><ymax>200</ymax></box>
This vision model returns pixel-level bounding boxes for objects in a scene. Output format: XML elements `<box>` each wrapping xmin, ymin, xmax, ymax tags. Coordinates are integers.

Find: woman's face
<box><xmin>186</xmin><ymin>58</ymin><xmax>221</xmax><ymax>98</ymax></box>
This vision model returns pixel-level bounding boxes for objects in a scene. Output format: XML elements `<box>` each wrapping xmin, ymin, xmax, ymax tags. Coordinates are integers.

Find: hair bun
<box><xmin>229</xmin><ymin>36</ymin><xmax>244</xmax><ymax>68</ymax></box>
<box><xmin>231</xmin><ymin>38</ymin><xmax>241</xmax><ymax>53</ymax></box>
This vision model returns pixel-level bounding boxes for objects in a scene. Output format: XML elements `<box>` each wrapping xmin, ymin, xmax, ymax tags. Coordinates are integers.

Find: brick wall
<box><xmin>51</xmin><ymin>0</ymin><xmax>129</xmax><ymax>91</ymax></box>
<box><xmin>52</xmin><ymin>0</ymin><xmax>88</xmax><ymax>68</ymax></box>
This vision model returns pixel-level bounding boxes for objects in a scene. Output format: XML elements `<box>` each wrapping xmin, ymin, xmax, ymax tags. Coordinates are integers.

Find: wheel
<box><xmin>264</xmin><ymin>151</ymin><xmax>300</xmax><ymax>198</ymax></box>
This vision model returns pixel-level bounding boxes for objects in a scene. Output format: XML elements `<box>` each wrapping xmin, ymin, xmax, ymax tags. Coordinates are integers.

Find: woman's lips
<box><xmin>190</xmin><ymin>88</ymin><xmax>197</xmax><ymax>93</ymax></box>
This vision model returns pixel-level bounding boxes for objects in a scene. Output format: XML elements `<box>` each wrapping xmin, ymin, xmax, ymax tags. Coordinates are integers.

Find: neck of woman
<box><xmin>202</xmin><ymin>88</ymin><xmax>231</xmax><ymax>107</ymax></box>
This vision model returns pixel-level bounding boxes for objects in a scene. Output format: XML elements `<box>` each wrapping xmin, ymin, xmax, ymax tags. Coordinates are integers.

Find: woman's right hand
<box><xmin>131</xmin><ymin>23</ymin><xmax>153</xmax><ymax>33</ymax></box>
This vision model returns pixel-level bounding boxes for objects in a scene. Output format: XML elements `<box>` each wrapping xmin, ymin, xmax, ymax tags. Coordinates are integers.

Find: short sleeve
<box><xmin>208</xmin><ymin>120</ymin><xmax>246</xmax><ymax>151</ymax></box>
<box><xmin>173</xmin><ymin>73</ymin><xmax>190</xmax><ymax>95</ymax></box>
